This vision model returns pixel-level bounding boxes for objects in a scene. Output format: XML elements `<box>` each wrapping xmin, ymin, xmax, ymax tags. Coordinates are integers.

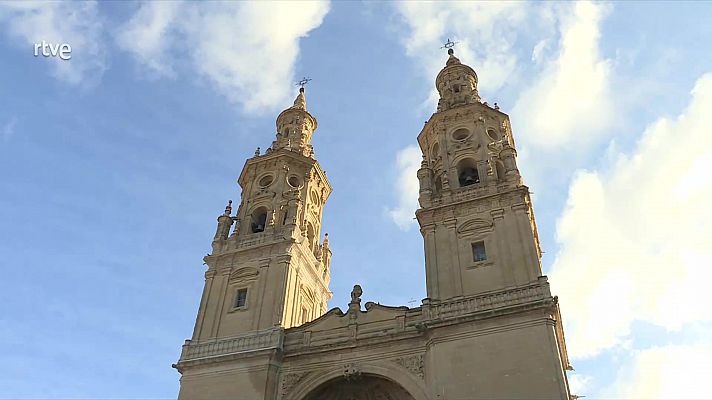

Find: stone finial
<box><xmin>323</xmin><ymin>233</ymin><xmax>329</xmax><ymax>248</ymax></box>
<box><xmin>292</xmin><ymin>88</ymin><xmax>307</xmax><ymax>110</ymax></box>
<box><xmin>494</xmin><ymin>102</ymin><xmax>500</xmax><ymax>110</ymax></box>
<box><xmin>224</xmin><ymin>200</ymin><xmax>233</xmax><ymax>216</ymax></box>
<box><xmin>254</xmin><ymin>147</ymin><xmax>260</xmax><ymax>157</ymax></box>
<box><xmin>350</xmin><ymin>284</ymin><xmax>362</xmax><ymax>304</ymax></box>
<box><xmin>446</xmin><ymin>49</ymin><xmax>461</xmax><ymax>66</ymax></box>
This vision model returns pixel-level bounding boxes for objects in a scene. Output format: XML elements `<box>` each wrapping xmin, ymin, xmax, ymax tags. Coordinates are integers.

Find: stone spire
<box><xmin>211</xmin><ymin>200</ymin><xmax>234</xmax><ymax>251</ymax></box>
<box><xmin>436</xmin><ymin>48</ymin><xmax>480</xmax><ymax>112</ymax></box>
<box><xmin>292</xmin><ymin>87</ymin><xmax>307</xmax><ymax>110</ymax></box>
<box><xmin>272</xmin><ymin>87</ymin><xmax>318</xmax><ymax>157</ymax></box>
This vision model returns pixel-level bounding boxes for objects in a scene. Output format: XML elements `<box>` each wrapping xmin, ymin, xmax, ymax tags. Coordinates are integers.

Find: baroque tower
<box><xmin>205</xmin><ymin>87</ymin><xmax>332</xmax><ymax>335</ymax></box>
<box><xmin>416</xmin><ymin>49</ymin><xmax>540</xmax><ymax>300</ymax></box>
<box><xmin>176</xmin><ymin>88</ymin><xmax>333</xmax><ymax>398</ymax></box>
<box><xmin>175</xmin><ymin>51</ymin><xmax>572</xmax><ymax>400</ymax></box>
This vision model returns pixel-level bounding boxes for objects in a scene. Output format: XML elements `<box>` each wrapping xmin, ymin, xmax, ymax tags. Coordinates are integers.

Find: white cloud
<box><xmin>114</xmin><ymin>1</ymin><xmax>181</xmax><ymax>78</ymax></box>
<box><xmin>567</xmin><ymin>373</ymin><xmax>592</xmax><ymax>396</ymax></box>
<box><xmin>549</xmin><ymin>73</ymin><xmax>712</xmax><ymax>359</ymax></box>
<box><xmin>0</xmin><ymin>1</ymin><xmax>106</xmax><ymax>86</ymax></box>
<box><xmin>116</xmin><ymin>1</ymin><xmax>330</xmax><ymax>113</ymax></box>
<box><xmin>386</xmin><ymin>145</ymin><xmax>422</xmax><ymax>230</ymax></box>
<box><xmin>607</xmin><ymin>342</ymin><xmax>712</xmax><ymax>398</ymax></box>
<box><xmin>513</xmin><ymin>2</ymin><xmax>613</xmax><ymax>149</ymax></box>
<box><xmin>394</xmin><ymin>2</ymin><xmax>527</xmax><ymax>100</ymax></box>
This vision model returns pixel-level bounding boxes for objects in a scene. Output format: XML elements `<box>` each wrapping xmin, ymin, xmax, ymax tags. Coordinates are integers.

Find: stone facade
<box><xmin>174</xmin><ymin>51</ymin><xmax>573</xmax><ymax>399</ymax></box>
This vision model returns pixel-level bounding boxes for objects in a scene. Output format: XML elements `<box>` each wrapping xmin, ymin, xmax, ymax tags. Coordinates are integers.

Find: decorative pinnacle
<box><xmin>291</xmin><ymin>83</ymin><xmax>307</xmax><ymax>110</ymax></box>
<box><xmin>350</xmin><ymin>284</ymin><xmax>362</xmax><ymax>304</ymax></box>
<box><xmin>224</xmin><ymin>200</ymin><xmax>232</xmax><ymax>216</ymax></box>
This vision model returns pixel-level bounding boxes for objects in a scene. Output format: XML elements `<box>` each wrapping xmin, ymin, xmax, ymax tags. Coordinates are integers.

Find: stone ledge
<box><xmin>424</xmin><ymin>279</ymin><xmax>550</xmax><ymax>322</ymax></box>
<box><xmin>176</xmin><ymin>327</ymin><xmax>284</xmax><ymax>367</ymax></box>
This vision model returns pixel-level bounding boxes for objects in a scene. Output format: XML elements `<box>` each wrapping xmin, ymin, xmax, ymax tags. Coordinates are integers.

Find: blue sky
<box><xmin>1</xmin><ymin>1</ymin><xmax>711</xmax><ymax>398</ymax></box>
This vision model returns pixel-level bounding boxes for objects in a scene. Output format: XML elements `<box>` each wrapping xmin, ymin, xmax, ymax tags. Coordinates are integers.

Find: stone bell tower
<box><xmin>408</xmin><ymin>49</ymin><xmax>572</xmax><ymax>398</ymax></box>
<box><xmin>175</xmin><ymin>87</ymin><xmax>333</xmax><ymax>398</ymax></box>
<box><xmin>416</xmin><ymin>48</ymin><xmax>541</xmax><ymax>300</ymax></box>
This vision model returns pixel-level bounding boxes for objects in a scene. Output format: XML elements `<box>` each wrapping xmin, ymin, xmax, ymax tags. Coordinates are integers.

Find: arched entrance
<box><xmin>302</xmin><ymin>374</ymin><xmax>415</xmax><ymax>400</ymax></box>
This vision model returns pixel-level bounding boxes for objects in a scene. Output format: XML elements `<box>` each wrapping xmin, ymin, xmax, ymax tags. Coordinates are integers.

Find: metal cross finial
<box><xmin>441</xmin><ymin>38</ymin><xmax>458</xmax><ymax>50</ymax></box>
<box><xmin>297</xmin><ymin>77</ymin><xmax>312</xmax><ymax>88</ymax></box>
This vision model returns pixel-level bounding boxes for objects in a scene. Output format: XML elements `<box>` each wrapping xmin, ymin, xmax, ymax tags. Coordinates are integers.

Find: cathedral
<box><xmin>173</xmin><ymin>49</ymin><xmax>573</xmax><ymax>399</ymax></box>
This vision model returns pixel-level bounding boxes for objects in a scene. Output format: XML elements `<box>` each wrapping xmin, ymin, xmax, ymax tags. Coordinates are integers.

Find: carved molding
<box><xmin>228</xmin><ymin>267</ymin><xmax>259</xmax><ymax>282</ymax></box>
<box><xmin>457</xmin><ymin>218</ymin><xmax>493</xmax><ymax>235</ymax></box>
<box><xmin>281</xmin><ymin>371</ymin><xmax>309</xmax><ymax>396</ymax></box>
<box><xmin>392</xmin><ymin>354</ymin><xmax>425</xmax><ymax>380</ymax></box>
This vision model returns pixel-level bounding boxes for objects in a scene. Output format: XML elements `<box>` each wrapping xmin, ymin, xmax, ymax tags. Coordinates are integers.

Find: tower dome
<box><xmin>435</xmin><ymin>49</ymin><xmax>480</xmax><ymax>112</ymax></box>
<box><xmin>273</xmin><ymin>87</ymin><xmax>318</xmax><ymax>157</ymax></box>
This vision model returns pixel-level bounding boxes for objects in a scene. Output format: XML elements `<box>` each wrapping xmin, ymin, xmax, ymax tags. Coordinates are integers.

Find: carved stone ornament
<box><xmin>392</xmin><ymin>354</ymin><xmax>425</xmax><ymax>380</ymax></box>
<box><xmin>350</xmin><ymin>284</ymin><xmax>363</xmax><ymax>304</ymax></box>
<box><xmin>456</xmin><ymin>218</ymin><xmax>494</xmax><ymax>235</ymax></box>
<box><xmin>281</xmin><ymin>371</ymin><xmax>308</xmax><ymax>395</ymax></box>
<box><xmin>228</xmin><ymin>267</ymin><xmax>259</xmax><ymax>282</ymax></box>
<box><xmin>343</xmin><ymin>363</ymin><xmax>362</xmax><ymax>381</ymax></box>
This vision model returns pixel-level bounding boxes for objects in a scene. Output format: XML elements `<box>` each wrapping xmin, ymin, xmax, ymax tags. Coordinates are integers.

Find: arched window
<box><xmin>457</xmin><ymin>159</ymin><xmax>480</xmax><ymax>187</ymax></box>
<box><xmin>251</xmin><ymin>207</ymin><xmax>268</xmax><ymax>233</ymax></box>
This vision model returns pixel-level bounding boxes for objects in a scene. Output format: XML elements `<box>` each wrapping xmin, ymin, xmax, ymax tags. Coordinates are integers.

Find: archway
<box><xmin>285</xmin><ymin>362</ymin><xmax>429</xmax><ymax>400</ymax></box>
<box><xmin>302</xmin><ymin>374</ymin><xmax>415</xmax><ymax>400</ymax></box>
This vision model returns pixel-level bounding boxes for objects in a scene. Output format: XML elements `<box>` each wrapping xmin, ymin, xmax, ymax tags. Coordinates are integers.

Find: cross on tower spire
<box><xmin>441</xmin><ymin>38</ymin><xmax>459</xmax><ymax>55</ymax></box>
<box><xmin>296</xmin><ymin>77</ymin><xmax>312</xmax><ymax>92</ymax></box>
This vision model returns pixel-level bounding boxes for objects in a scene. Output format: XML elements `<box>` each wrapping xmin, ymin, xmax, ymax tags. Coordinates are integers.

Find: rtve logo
<box><xmin>33</xmin><ymin>41</ymin><xmax>71</xmax><ymax>60</ymax></box>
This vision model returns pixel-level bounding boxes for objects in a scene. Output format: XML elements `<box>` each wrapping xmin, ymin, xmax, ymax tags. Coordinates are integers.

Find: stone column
<box><xmin>192</xmin><ymin>268</ymin><xmax>217</xmax><ymax>340</ymax></box>
<box><xmin>421</xmin><ymin>224</ymin><xmax>439</xmax><ymax>300</ymax></box>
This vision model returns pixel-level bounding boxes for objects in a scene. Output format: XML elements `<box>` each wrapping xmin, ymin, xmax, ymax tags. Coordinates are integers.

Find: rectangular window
<box><xmin>235</xmin><ymin>288</ymin><xmax>248</xmax><ymax>308</ymax></box>
<box><xmin>472</xmin><ymin>241</ymin><xmax>487</xmax><ymax>262</ymax></box>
